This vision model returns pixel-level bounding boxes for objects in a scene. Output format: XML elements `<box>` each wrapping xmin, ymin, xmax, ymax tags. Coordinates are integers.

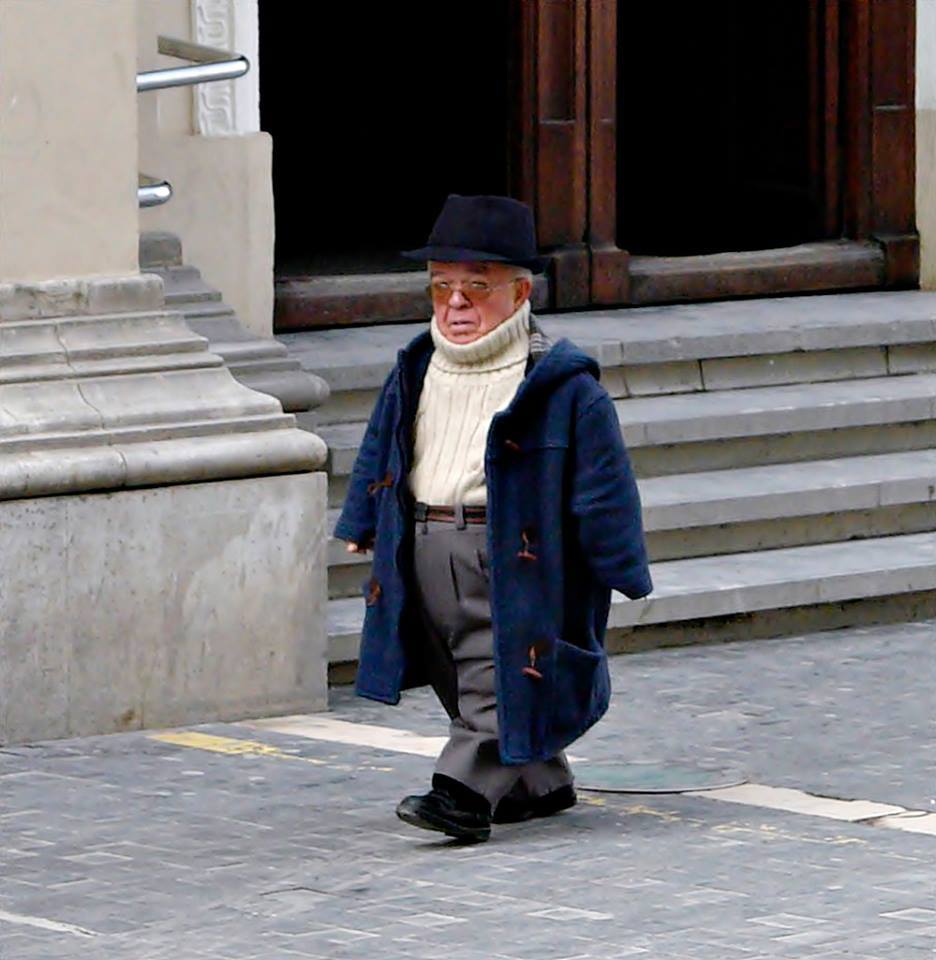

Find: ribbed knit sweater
<box><xmin>408</xmin><ymin>300</ymin><xmax>531</xmax><ymax>506</ymax></box>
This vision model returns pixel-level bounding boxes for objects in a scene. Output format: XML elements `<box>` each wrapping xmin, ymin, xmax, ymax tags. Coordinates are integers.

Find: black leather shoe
<box><xmin>396</xmin><ymin>778</ymin><xmax>491</xmax><ymax>842</ymax></box>
<box><xmin>492</xmin><ymin>785</ymin><xmax>577</xmax><ymax>824</ymax></box>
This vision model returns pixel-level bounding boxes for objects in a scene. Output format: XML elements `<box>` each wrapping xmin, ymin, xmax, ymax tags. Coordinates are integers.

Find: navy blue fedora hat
<box><xmin>402</xmin><ymin>194</ymin><xmax>548</xmax><ymax>274</ymax></box>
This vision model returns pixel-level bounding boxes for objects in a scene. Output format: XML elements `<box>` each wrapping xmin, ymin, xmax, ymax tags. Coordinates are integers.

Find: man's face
<box><xmin>429</xmin><ymin>261</ymin><xmax>533</xmax><ymax>345</ymax></box>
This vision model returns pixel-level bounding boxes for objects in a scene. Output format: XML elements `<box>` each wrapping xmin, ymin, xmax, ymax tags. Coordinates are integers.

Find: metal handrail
<box><xmin>137</xmin><ymin>36</ymin><xmax>249</xmax><ymax>92</ymax></box>
<box><xmin>136</xmin><ymin>36</ymin><xmax>249</xmax><ymax>207</ymax></box>
<box><xmin>138</xmin><ymin>174</ymin><xmax>172</xmax><ymax>208</ymax></box>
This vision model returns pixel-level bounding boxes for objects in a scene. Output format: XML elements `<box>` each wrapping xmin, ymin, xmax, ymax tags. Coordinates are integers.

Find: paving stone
<box><xmin>2</xmin><ymin>620</ymin><xmax>935</xmax><ymax>958</ymax></box>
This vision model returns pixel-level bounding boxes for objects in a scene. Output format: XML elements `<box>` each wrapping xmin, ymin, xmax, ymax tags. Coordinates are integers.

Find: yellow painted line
<box><xmin>153</xmin><ymin>727</ymin><xmax>934</xmax><ymax>840</ymax></box>
<box><xmin>150</xmin><ymin>731</ymin><xmax>329</xmax><ymax>765</ymax></box>
<box><xmin>241</xmin><ymin>713</ymin><xmax>586</xmax><ymax>762</ymax></box>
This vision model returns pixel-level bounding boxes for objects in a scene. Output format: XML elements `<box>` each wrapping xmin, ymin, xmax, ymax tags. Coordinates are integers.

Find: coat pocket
<box><xmin>549</xmin><ymin>637</ymin><xmax>608</xmax><ymax>745</ymax></box>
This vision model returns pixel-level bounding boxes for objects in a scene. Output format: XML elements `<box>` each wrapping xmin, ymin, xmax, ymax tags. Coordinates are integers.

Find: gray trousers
<box><xmin>413</xmin><ymin>518</ymin><xmax>573</xmax><ymax>807</ymax></box>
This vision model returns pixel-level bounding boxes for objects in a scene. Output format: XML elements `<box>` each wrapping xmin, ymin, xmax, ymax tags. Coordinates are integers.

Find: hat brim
<box><xmin>401</xmin><ymin>244</ymin><xmax>548</xmax><ymax>275</ymax></box>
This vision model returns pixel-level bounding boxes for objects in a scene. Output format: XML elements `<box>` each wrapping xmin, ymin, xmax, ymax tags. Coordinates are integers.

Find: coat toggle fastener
<box><xmin>517</xmin><ymin>529</ymin><xmax>537</xmax><ymax>561</ymax></box>
<box><xmin>522</xmin><ymin>645</ymin><xmax>543</xmax><ymax>680</ymax></box>
<box><xmin>367</xmin><ymin>472</ymin><xmax>394</xmax><ymax>495</ymax></box>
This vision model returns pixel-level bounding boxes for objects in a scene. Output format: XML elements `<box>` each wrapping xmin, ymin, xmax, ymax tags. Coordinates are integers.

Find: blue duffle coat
<box><xmin>334</xmin><ymin>325</ymin><xmax>653</xmax><ymax>764</ymax></box>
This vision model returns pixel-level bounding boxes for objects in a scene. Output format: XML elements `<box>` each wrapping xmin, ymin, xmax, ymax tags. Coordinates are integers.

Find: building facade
<box><xmin>264</xmin><ymin>0</ymin><xmax>926</xmax><ymax>329</ymax></box>
<box><xmin>0</xmin><ymin>0</ymin><xmax>327</xmax><ymax>744</ymax></box>
<box><xmin>2</xmin><ymin>0</ymin><xmax>935</xmax><ymax>742</ymax></box>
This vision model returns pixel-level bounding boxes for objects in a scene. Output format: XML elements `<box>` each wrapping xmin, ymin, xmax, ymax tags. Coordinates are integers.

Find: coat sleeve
<box><xmin>333</xmin><ymin>370</ymin><xmax>395</xmax><ymax>547</ymax></box>
<box><xmin>570</xmin><ymin>391</ymin><xmax>653</xmax><ymax>599</ymax></box>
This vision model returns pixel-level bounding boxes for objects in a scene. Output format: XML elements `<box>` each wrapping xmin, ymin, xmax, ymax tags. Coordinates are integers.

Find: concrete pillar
<box><xmin>0</xmin><ymin>0</ymin><xmax>329</xmax><ymax>745</ymax></box>
<box><xmin>0</xmin><ymin>0</ymin><xmax>139</xmax><ymax>282</ymax></box>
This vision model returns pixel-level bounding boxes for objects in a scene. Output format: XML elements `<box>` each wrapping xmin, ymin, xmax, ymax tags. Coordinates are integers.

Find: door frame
<box><xmin>273</xmin><ymin>0</ymin><xmax>918</xmax><ymax>330</ymax></box>
<box><xmin>512</xmin><ymin>0</ymin><xmax>918</xmax><ymax>308</ymax></box>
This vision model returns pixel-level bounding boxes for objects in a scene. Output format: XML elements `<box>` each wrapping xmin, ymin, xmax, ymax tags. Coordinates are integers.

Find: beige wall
<box><xmin>137</xmin><ymin>0</ymin><xmax>274</xmax><ymax>338</ymax></box>
<box><xmin>140</xmin><ymin>132</ymin><xmax>275</xmax><ymax>338</ymax></box>
<box><xmin>0</xmin><ymin>0</ymin><xmax>139</xmax><ymax>283</ymax></box>
<box><xmin>918</xmin><ymin>0</ymin><xmax>936</xmax><ymax>289</ymax></box>
<box><xmin>137</xmin><ymin>0</ymin><xmax>194</xmax><ymax>138</ymax></box>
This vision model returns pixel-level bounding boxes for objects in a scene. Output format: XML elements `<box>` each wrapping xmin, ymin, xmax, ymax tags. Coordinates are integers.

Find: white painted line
<box><xmin>687</xmin><ymin>783</ymin><xmax>906</xmax><ymax>822</ymax></box>
<box><xmin>243</xmin><ymin>715</ymin><xmax>447</xmax><ymax>757</ymax></box>
<box><xmin>242</xmin><ymin>714</ymin><xmax>585</xmax><ymax>762</ymax></box>
<box><xmin>877</xmin><ymin>811</ymin><xmax>936</xmax><ymax>835</ymax></box>
<box><xmin>242</xmin><ymin>715</ymin><xmax>932</xmax><ymax>838</ymax></box>
<box><xmin>0</xmin><ymin>909</ymin><xmax>96</xmax><ymax>938</ymax></box>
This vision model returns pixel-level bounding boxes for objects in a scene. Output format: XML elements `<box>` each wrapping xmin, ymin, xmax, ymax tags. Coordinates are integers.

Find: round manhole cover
<box><xmin>577</xmin><ymin>761</ymin><xmax>746</xmax><ymax>794</ymax></box>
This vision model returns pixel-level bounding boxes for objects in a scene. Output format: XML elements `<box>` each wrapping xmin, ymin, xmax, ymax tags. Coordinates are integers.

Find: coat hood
<box><xmin>517</xmin><ymin>336</ymin><xmax>600</xmax><ymax>398</ymax></box>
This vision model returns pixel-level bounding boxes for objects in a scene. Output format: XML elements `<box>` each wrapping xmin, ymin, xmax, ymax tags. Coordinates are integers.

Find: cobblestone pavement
<box><xmin>2</xmin><ymin>621</ymin><xmax>935</xmax><ymax>959</ymax></box>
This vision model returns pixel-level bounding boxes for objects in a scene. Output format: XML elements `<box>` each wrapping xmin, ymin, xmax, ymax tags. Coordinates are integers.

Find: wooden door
<box><xmin>519</xmin><ymin>0</ymin><xmax>918</xmax><ymax>309</ymax></box>
<box><xmin>271</xmin><ymin>0</ymin><xmax>917</xmax><ymax>331</ymax></box>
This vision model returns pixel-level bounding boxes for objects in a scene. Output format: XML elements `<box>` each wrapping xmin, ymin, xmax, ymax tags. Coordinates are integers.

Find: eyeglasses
<box><xmin>426</xmin><ymin>277</ymin><xmax>519</xmax><ymax>305</ymax></box>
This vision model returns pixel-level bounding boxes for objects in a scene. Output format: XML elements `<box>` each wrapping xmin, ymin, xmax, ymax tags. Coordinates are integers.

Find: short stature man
<box><xmin>335</xmin><ymin>195</ymin><xmax>651</xmax><ymax>842</ymax></box>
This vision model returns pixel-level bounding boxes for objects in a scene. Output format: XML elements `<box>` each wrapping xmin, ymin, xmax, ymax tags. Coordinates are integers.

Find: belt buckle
<box><xmin>413</xmin><ymin>501</ymin><xmax>428</xmax><ymax>522</ymax></box>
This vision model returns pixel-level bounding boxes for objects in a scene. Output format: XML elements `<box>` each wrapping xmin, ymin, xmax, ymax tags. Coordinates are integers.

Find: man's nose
<box><xmin>448</xmin><ymin>288</ymin><xmax>470</xmax><ymax>307</ymax></box>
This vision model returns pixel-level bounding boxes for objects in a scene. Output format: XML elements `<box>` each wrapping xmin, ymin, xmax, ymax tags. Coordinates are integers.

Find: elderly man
<box><xmin>335</xmin><ymin>195</ymin><xmax>651</xmax><ymax>842</ymax></box>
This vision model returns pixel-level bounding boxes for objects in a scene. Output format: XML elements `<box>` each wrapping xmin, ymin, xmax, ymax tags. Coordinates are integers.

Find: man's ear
<box><xmin>514</xmin><ymin>277</ymin><xmax>534</xmax><ymax>307</ymax></box>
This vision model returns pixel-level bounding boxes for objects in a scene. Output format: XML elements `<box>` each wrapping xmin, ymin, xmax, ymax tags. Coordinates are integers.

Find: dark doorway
<box><xmin>259</xmin><ymin>3</ymin><xmax>512</xmax><ymax>277</ymax></box>
<box><xmin>617</xmin><ymin>1</ymin><xmax>822</xmax><ymax>256</ymax></box>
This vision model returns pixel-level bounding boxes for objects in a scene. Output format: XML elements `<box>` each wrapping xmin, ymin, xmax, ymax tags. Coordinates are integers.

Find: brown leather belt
<box><xmin>413</xmin><ymin>501</ymin><xmax>487</xmax><ymax>525</ymax></box>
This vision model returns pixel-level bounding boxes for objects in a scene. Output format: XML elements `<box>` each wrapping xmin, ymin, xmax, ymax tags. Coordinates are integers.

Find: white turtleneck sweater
<box><xmin>408</xmin><ymin>300</ymin><xmax>531</xmax><ymax>506</ymax></box>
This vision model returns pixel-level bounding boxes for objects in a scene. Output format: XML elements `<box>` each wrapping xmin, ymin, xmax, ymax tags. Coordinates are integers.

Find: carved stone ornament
<box><xmin>191</xmin><ymin>0</ymin><xmax>260</xmax><ymax>136</ymax></box>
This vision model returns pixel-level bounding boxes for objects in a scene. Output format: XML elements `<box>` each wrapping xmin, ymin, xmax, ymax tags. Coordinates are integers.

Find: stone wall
<box><xmin>0</xmin><ymin>0</ymin><xmax>139</xmax><ymax>281</ymax></box>
<box><xmin>0</xmin><ymin>0</ymin><xmax>328</xmax><ymax>745</ymax></box>
<box><xmin>136</xmin><ymin>0</ymin><xmax>274</xmax><ymax>338</ymax></box>
<box><xmin>0</xmin><ymin>474</ymin><xmax>327</xmax><ymax>743</ymax></box>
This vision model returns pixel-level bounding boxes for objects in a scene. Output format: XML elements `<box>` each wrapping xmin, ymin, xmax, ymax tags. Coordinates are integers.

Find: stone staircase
<box><xmin>140</xmin><ymin>232</ymin><xmax>328</xmax><ymax>414</ymax></box>
<box><xmin>280</xmin><ymin>291</ymin><xmax>936</xmax><ymax>677</ymax></box>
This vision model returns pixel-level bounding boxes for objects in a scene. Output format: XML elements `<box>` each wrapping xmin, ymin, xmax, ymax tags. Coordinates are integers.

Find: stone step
<box><xmin>140</xmin><ymin>235</ymin><xmax>328</xmax><ymax>415</ymax></box>
<box><xmin>619</xmin><ymin>373</ymin><xmax>936</xmax><ymax>475</ymax></box>
<box><xmin>281</xmin><ymin>291</ymin><xmax>936</xmax><ymax>424</ymax></box>
<box><xmin>319</xmin><ymin>373</ymin><xmax>936</xmax><ymax>505</ymax></box>
<box><xmin>157</xmin><ymin>266</ymin><xmax>224</xmax><ymax>305</ymax></box>
<box><xmin>326</xmin><ymin>531</ymin><xmax>936</xmax><ymax>668</ymax></box>
<box><xmin>324</xmin><ymin>449</ymin><xmax>936</xmax><ymax>598</ymax></box>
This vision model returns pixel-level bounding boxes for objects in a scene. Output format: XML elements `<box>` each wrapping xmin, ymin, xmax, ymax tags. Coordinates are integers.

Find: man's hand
<box><xmin>346</xmin><ymin>541</ymin><xmax>372</xmax><ymax>554</ymax></box>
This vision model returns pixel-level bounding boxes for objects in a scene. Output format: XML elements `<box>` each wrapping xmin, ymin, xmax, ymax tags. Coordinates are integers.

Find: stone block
<box><xmin>623</xmin><ymin>361</ymin><xmax>703</xmax><ymax>396</ymax></box>
<box><xmin>0</xmin><ymin>472</ymin><xmax>328</xmax><ymax>743</ymax></box>
<box><xmin>631</xmin><ymin>420</ymin><xmax>936</xmax><ymax>477</ymax></box>
<box><xmin>617</xmin><ymin>374</ymin><xmax>936</xmax><ymax>448</ymax></box>
<box><xmin>600</xmin><ymin>368</ymin><xmax>629</xmax><ymax>398</ymax></box>
<box><xmin>319</xmin><ymin>422</ymin><xmax>367</xmax><ymax>476</ymax></box>
<box><xmin>0</xmin><ymin>275</ymin><xmax>164</xmax><ymax>322</ymax></box>
<box><xmin>307</xmin><ymin>389</ymin><xmax>380</xmax><ymax>426</ymax></box>
<box><xmin>702</xmin><ymin>347</ymin><xmax>888</xmax><ymax>390</ymax></box>
<box><xmin>56</xmin><ymin>312</ymin><xmax>208</xmax><ymax>360</ymax></box>
<box><xmin>139</xmin><ymin>231</ymin><xmax>183</xmax><ymax>269</ymax></box>
<box><xmin>84</xmin><ymin>275</ymin><xmax>164</xmax><ymax>316</ymax></box>
<box><xmin>887</xmin><ymin>342</ymin><xmax>936</xmax><ymax>374</ymax></box>
<box><xmin>612</xmin><ymin>531</ymin><xmax>936</xmax><ymax>629</ymax></box>
<box><xmin>328</xmin><ymin>473</ymin><xmax>350</xmax><ymax>509</ymax></box>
